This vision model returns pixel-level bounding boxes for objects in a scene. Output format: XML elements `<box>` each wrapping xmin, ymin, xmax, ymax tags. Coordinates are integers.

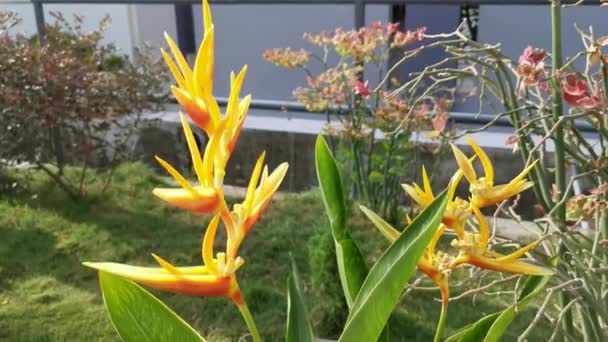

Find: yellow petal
<box><xmin>466</xmin><ymin>136</ymin><xmax>493</xmax><ymax>183</ymax></box>
<box><xmin>202</xmin><ymin>216</ymin><xmax>220</xmax><ymax>273</ymax></box>
<box><xmin>473</xmin><ymin>181</ymin><xmax>534</xmax><ymax>208</ymax></box>
<box><xmin>402</xmin><ymin>184</ymin><xmax>431</xmax><ymax>208</ymax></box>
<box><xmin>448</xmin><ymin>155</ymin><xmax>475</xmax><ymax>201</ymax></box>
<box><xmin>192</xmin><ymin>25</ymin><xmax>215</xmax><ymax>99</ymax></box>
<box><xmin>495</xmin><ymin>241</ymin><xmax>539</xmax><ymax>263</ymax></box>
<box><xmin>243</xmin><ymin>163</ymin><xmax>289</xmax><ymax>233</ymax></box>
<box><xmin>359</xmin><ymin>205</ymin><xmax>400</xmax><ymax>242</ymax></box>
<box><xmin>225</xmin><ymin>95</ymin><xmax>251</xmax><ymax>154</ymax></box>
<box><xmin>428</xmin><ymin>224</ymin><xmax>446</xmax><ymax>256</ymax></box>
<box><xmin>180</xmin><ymin>114</ymin><xmax>207</xmax><ymax>186</ymax></box>
<box><xmin>152</xmin><ymin>254</ymin><xmax>181</xmax><ymax>274</ymax></box>
<box><xmin>468</xmin><ymin>255</ymin><xmax>553</xmax><ymax>275</ymax></box>
<box><xmin>202</xmin><ymin>0</ymin><xmax>213</xmax><ymax>33</ymax></box>
<box><xmin>227</xmin><ymin>66</ymin><xmax>248</xmax><ymax>125</ymax></box>
<box><xmin>161</xmin><ymin>48</ymin><xmax>186</xmax><ymax>89</ymax></box>
<box><xmin>510</xmin><ymin>160</ymin><xmax>537</xmax><ymax>185</ymax></box>
<box><xmin>172</xmin><ymin>87</ymin><xmax>214</xmax><ymax>134</ymax></box>
<box><xmin>201</xmin><ymin>90</ymin><xmax>221</xmax><ymax>126</ymax></box>
<box><xmin>472</xmin><ymin>206</ymin><xmax>489</xmax><ymax>250</ymax></box>
<box><xmin>244</xmin><ymin>152</ymin><xmax>266</xmax><ymax>212</ymax></box>
<box><xmin>153</xmin><ymin>187</ymin><xmax>219</xmax><ymax>213</ymax></box>
<box><xmin>421</xmin><ymin>165</ymin><xmax>433</xmax><ymax>196</ymax></box>
<box><xmin>164</xmin><ymin>32</ymin><xmax>193</xmax><ymax>89</ymax></box>
<box><xmin>451</xmin><ymin>144</ymin><xmax>477</xmax><ymax>184</ymax></box>
<box><xmin>83</xmin><ymin>262</ymin><xmax>235</xmax><ymax>297</ymax></box>
<box><xmin>405</xmin><ymin>214</ymin><xmax>413</xmax><ymax>225</ymax></box>
<box><xmin>154</xmin><ymin>156</ymin><xmax>196</xmax><ymax>193</ymax></box>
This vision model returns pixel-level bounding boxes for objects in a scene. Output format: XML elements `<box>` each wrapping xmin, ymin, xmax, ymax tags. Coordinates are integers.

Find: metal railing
<box><xmin>18</xmin><ymin>0</ymin><xmax>603</xmax><ymax>131</ymax></box>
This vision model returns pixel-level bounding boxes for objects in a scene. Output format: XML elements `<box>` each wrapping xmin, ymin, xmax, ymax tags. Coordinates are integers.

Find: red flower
<box><xmin>354</xmin><ymin>80</ymin><xmax>371</xmax><ymax>98</ymax></box>
<box><xmin>561</xmin><ymin>74</ymin><xmax>604</xmax><ymax>110</ymax></box>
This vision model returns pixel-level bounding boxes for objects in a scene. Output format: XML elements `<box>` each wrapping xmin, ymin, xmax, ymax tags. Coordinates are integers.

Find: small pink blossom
<box><xmin>392</xmin><ymin>27</ymin><xmax>426</xmax><ymax>48</ymax></box>
<box><xmin>519</xmin><ymin>46</ymin><xmax>545</xmax><ymax>65</ymax></box>
<box><xmin>384</xmin><ymin>22</ymin><xmax>400</xmax><ymax>34</ymax></box>
<box><xmin>414</xmin><ymin>103</ymin><xmax>431</xmax><ymax>121</ymax></box>
<box><xmin>354</xmin><ymin>80</ymin><xmax>371</xmax><ymax>98</ymax></box>
<box><xmin>517</xmin><ymin>46</ymin><xmax>545</xmax><ymax>90</ymax></box>
<box><xmin>371</xmin><ymin>21</ymin><xmax>382</xmax><ymax>30</ymax></box>
<box><xmin>432</xmin><ymin>113</ymin><xmax>449</xmax><ymax>133</ymax></box>
<box><xmin>414</xmin><ymin>27</ymin><xmax>427</xmax><ymax>41</ymax></box>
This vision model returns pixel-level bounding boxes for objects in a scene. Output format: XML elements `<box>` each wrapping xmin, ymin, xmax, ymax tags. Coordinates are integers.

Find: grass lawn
<box><xmin>0</xmin><ymin>163</ymin><xmax>548</xmax><ymax>341</ymax></box>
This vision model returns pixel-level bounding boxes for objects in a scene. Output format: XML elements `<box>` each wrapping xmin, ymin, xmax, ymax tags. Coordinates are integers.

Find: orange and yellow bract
<box><xmin>84</xmin><ymin>0</ymin><xmax>288</xmax><ymax>311</ymax></box>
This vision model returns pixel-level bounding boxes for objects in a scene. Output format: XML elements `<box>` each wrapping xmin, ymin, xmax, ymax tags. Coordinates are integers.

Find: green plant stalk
<box><xmin>550</xmin><ymin>1</ymin><xmax>575</xmax><ymax>339</ymax></box>
<box><xmin>236</xmin><ymin>296</ymin><xmax>262</xmax><ymax>342</ymax></box>
<box><xmin>433</xmin><ymin>299</ymin><xmax>448</xmax><ymax>342</ymax></box>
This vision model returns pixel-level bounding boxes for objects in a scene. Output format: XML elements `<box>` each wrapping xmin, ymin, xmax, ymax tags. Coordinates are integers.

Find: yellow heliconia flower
<box><xmin>402</xmin><ymin>166</ymin><xmax>471</xmax><ymax>237</ymax></box>
<box><xmin>222</xmin><ymin>152</ymin><xmax>289</xmax><ymax>259</ymax></box>
<box><xmin>162</xmin><ymin>0</ymin><xmax>217</xmax><ymax>134</ymax></box>
<box><xmin>84</xmin><ymin>216</ymin><xmax>246</xmax><ymax>304</ymax></box>
<box><xmin>451</xmin><ymin>136</ymin><xmax>536</xmax><ymax>209</ymax></box>
<box><xmin>163</xmin><ymin>0</ymin><xmax>251</xmax><ymax>175</ymax></box>
<box><xmin>85</xmin><ymin>0</ymin><xmax>289</xmax><ymax>315</ymax></box>
<box><xmin>449</xmin><ymin>207</ymin><xmax>552</xmax><ymax>275</ymax></box>
<box><xmin>152</xmin><ymin>113</ymin><xmax>221</xmax><ymax>213</ymax></box>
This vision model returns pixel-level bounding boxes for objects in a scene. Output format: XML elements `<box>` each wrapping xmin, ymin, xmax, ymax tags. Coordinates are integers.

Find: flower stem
<box><xmin>433</xmin><ymin>284</ymin><xmax>449</xmax><ymax>342</ymax></box>
<box><xmin>433</xmin><ymin>299</ymin><xmax>448</xmax><ymax>342</ymax></box>
<box><xmin>236</xmin><ymin>298</ymin><xmax>262</xmax><ymax>342</ymax></box>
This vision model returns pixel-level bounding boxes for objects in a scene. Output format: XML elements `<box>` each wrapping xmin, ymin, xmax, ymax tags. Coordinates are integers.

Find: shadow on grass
<box><xmin>0</xmin><ymin>226</ymin><xmax>89</xmax><ymax>291</ymax></box>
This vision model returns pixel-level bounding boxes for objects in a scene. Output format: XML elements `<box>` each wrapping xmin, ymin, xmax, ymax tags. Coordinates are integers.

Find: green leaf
<box><xmin>483</xmin><ymin>258</ymin><xmax>557</xmax><ymax>342</ymax></box>
<box><xmin>99</xmin><ymin>271</ymin><xmax>204</xmax><ymax>342</ymax></box>
<box><xmin>446</xmin><ymin>257</ymin><xmax>557</xmax><ymax>342</ymax></box>
<box><xmin>315</xmin><ymin>135</ymin><xmax>347</xmax><ymax>239</ymax></box>
<box><xmin>334</xmin><ymin>237</ymin><xmax>369</xmax><ymax>308</ymax></box>
<box><xmin>315</xmin><ymin>135</ymin><xmax>368</xmax><ymax>309</ymax></box>
<box><xmin>445</xmin><ymin>312</ymin><xmax>501</xmax><ymax>342</ymax></box>
<box><xmin>368</xmin><ymin>171</ymin><xmax>385</xmax><ymax>183</ymax></box>
<box><xmin>339</xmin><ymin>190</ymin><xmax>449</xmax><ymax>342</ymax></box>
<box><xmin>286</xmin><ymin>259</ymin><xmax>315</xmax><ymax>342</ymax></box>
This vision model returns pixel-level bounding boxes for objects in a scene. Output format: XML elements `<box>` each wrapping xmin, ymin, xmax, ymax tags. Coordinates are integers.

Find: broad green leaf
<box><xmin>339</xmin><ymin>190</ymin><xmax>448</xmax><ymax>342</ymax></box>
<box><xmin>315</xmin><ymin>135</ymin><xmax>347</xmax><ymax>239</ymax></box>
<box><xmin>315</xmin><ymin>135</ymin><xmax>368</xmax><ymax>309</ymax></box>
<box><xmin>483</xmin><ymin>257</ymin><xmax>557</xmax><ymax>342</ymax></box>
<box><xmin>286</xmin><ymin>259</ymin><xmax>315</xmax><ymax>342</ymax></box>
<box><xmin>446</xmin><ymin>257</ymin><xmax>557</xmax><ymax>342</ymax></box>
<box><xmin>315</xmin><ymin>135</ymin><xmax>390</xmax><ymax>341</ymax></box>
<box><xmin>334</xmin><ymin>237</ymin><xmax>368</xmax><ymax>308</ymax></box>
<box><xmin>99</xmin><ymin>271</ymin><xmax>204</xmax><ymax>342</ymax></box>
<box><xmin>446</xmin><ymin>312</ymin><xmax>501</xmax><ymax>342</ymax></box>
